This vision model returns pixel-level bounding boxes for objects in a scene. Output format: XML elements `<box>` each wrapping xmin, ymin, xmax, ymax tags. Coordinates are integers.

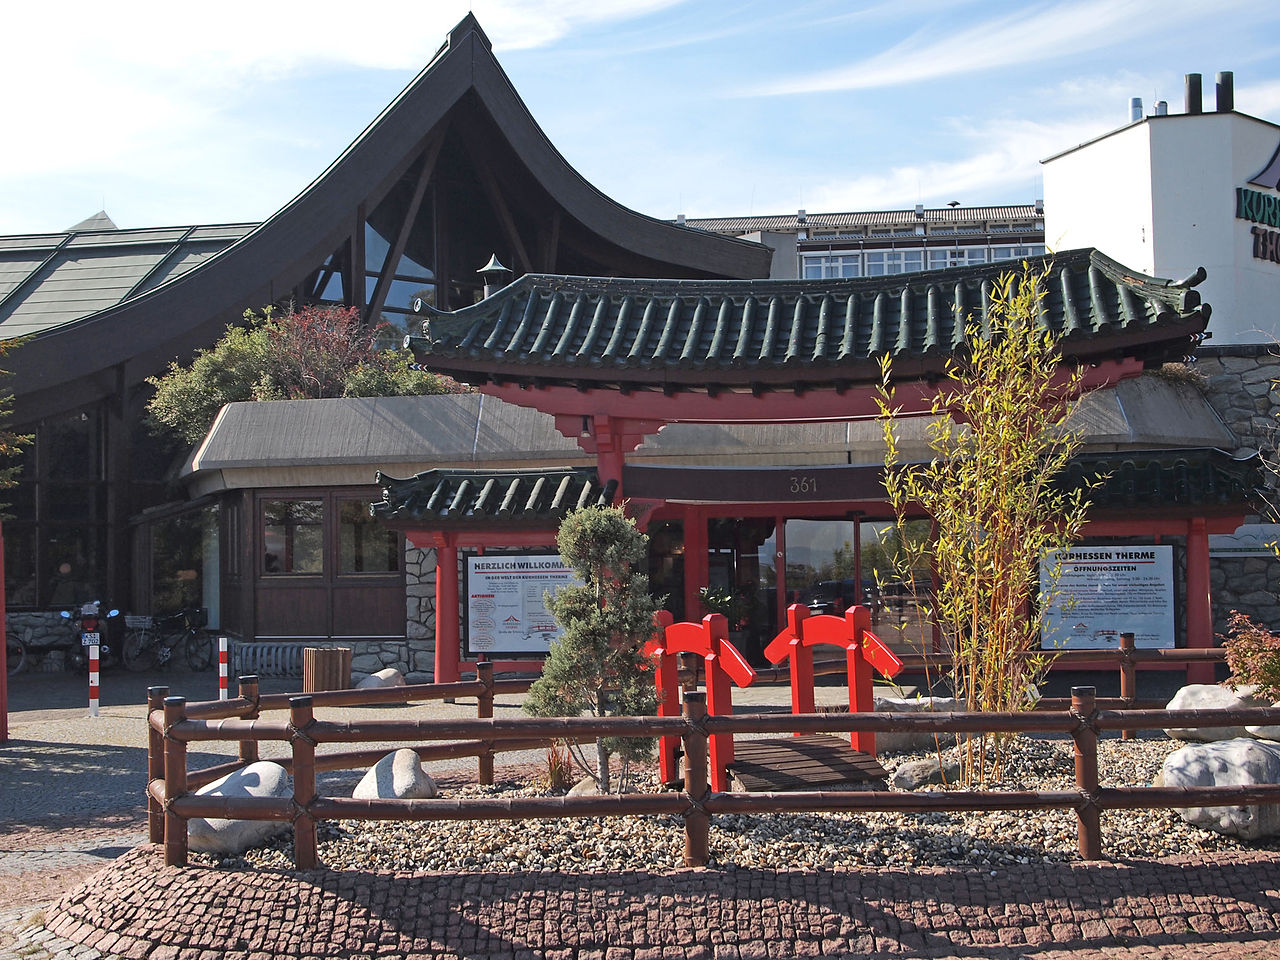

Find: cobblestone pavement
<box><xmin>4</xmin><ymin>671</ymin><xmax>1280</xmax><ymax>959</ymax></box>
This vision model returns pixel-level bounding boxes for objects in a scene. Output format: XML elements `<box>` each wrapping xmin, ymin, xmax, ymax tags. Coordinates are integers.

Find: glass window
<box><xmin>929</xmin><ymin>250</ymin><xmax>953</xmax><ymax>270</ymax></box>
<box><xmin>152</xmin><ymin>510</ymin><xmax>209</xmax><ymax>614</ymax></box>
<box><xmin>263</xmin><ymin>500</ymin><xmax>323</xmax><ymax>574</ymax></box>
<box><xmin>4</xmin><ymin>525</ymin><xmax>37</xmax><ymax>606</ymax></box>
<box><xmin>339</xmin><ymin>501</ymin><xmax>399</xmax><ymax>574</ymax></box>
<box><xmin>783</xmin><ymin>519</ymin><xmax>857</xmax><ymax>612</ymax></box>
<box><xmin>46</xmin><ymin>410</ymin><xmax>100</xmax><ymax>481</ymax></box>
<box><xmin>902</xmin><ymin>250</ymin><xmax>924</xmax><ymax>272</ymax></box>
<box><xmin>865</xmin><ymin>252</ymin><xmax>886</xmax><ymax>276</ymax></box>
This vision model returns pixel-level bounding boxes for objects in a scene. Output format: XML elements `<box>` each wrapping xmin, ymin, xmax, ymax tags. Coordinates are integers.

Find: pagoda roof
<box><xmin>407</xmin><ymin>249</ymin><xmax>1209</xmax><ymax>396</ymax></box>
<box><xmin>7</xmin><ymin>14</ymin><xmax>769</xmax><ymax>423</ymax></box>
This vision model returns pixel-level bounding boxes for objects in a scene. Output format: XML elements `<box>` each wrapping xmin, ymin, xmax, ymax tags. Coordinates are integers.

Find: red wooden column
<box><xmin>433</xmin><ymin>536</ymin><xmax>461</xmax><ymax>683</ymax></box>
<box><xmin>683</xmin><ymin>505</ymin><xmax>709</xmax><ymax>624</ymax></box>
<box><xmin>1185</xmin><ymin>517</ymin><xmax>1213</xmax><ymax>684</ymax></box>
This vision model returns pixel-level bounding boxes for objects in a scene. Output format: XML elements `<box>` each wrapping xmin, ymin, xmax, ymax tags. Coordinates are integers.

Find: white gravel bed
<box><xmin>194</xmin><ymin>736</ymin><xmax>1280</xmax><ymax>873</ymax></box>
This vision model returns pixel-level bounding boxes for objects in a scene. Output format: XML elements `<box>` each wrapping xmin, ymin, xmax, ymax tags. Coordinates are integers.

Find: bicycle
<box><xmin>120</xmin><ymin>608</ymin><xmax>214</xmax><ymax>672</ymax></box>
<box><xmin>6</xmin><ymin>627</ymin><xmax>28</xmax><ymax>676</ymax></box>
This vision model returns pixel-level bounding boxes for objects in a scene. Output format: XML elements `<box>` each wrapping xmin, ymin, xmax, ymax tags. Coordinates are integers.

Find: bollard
<box><xmin>162</xmin><ymin>696</ymin><xmax>189</xmax><ymax>866</ymax></box>
<box><xmin>1071</xmin><ymin>685</ymin><xmax>1102</xmax><ymax>861</ymax></box>
<box><xmin>218</xmin><ymin>637</ymin><xmax>229</xmax><ymax>700</ymax></box>
<box><xmin>147</xmin><ymin>685</ymin><xmax>169</xmax><ymax>844</ymax></box>
<box><xmin>682</xmin><ymin>691</ymin><xmax>710</xmax><ymax>868</ymax></box>
<box><xmin>290</xmin><ymin>696</ymin><xmax>318</xmax><ymax>869</ymax></box>
<box><xmin>87</xmin><ymin>644</ymin><xmax>100</xmax><ymax>717</ymax></box>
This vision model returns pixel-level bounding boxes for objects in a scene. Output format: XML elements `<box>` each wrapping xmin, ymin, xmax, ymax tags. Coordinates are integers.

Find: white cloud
<box><xmin>800</xmin><ymin>113</ymin><xmax>1113</xmax><ymax>211</ymax></box>
<box><xmin>746</xmin><ymin>0</ymin><xmax>1250</xmax><ymax>97</ymax></box>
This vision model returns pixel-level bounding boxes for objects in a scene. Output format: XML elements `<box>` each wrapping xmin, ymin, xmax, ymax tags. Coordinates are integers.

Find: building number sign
<box><xmin>789</xmin><ymin>475</ymin><xmax>819</xmax><ymax>495</ymax></box>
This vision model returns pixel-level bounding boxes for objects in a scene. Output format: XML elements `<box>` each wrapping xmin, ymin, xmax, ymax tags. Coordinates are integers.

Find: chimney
<box><xmin>797</xmin><ymin>209</ymin><xmax>807</xmax><ymax>223</ymax></box>
<box><xmin>1186</xmin><ymin>73</ymin><xmax>1202</xmax><ymax>114</ymax></box>
<box><xmin>1217</xmin><ymin>71</ymin><xmax>1234</xmax><ymax>112</ymax></box>
<box><xmin>676</xmin><ymin>213</ymin><xmax>686</xmax><ymax>226</ymax></box>
<box><xmin>1155</xmin><ymin>100</ymin><xmax>1168</xmax><ymax>116</ymax></box>
<box><xmin>1034</xmin><ymin>198</ymin><xmax>1044</xmax><ymax>215</ymax></box>
<box><xmin>1130</xmin><ymin>97</ymin><xmax>1143</xmax><ymax>123</ymax></box>
<box><xmin>915</xmin><ymin>203</ymin><xmax>924</xmax><ymax>218</ymax></box>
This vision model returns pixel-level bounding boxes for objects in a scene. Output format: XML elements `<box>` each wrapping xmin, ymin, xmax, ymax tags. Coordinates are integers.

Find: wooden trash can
<box><xmin>302</xmin><ymin>647</ymin><xmax>352</xmax><ymax>692</ymax></box>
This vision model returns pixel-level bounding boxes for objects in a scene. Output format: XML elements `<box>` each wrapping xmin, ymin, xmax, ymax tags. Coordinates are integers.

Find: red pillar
<box><xmin>434</xmin><ymin>539</ymin><xmax>461</xmax><ymax>683</ymax></box>
<box><xmin>683</xmin><ymin>506</ymin><xmax>709</xmax><ymax>623</ymax></box>
<box><xmin>1185</xmin><ymin>517</ymin><xmax>1213</xmax><ymax>684</ymax></box>
<box><xmin>1</xmin><ymin>518</ymin><xmax>8</xmax><ymax>744</ymax></box>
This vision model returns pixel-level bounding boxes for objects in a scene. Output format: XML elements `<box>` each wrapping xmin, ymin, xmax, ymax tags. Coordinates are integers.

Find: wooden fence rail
<box><xmin>149</xmin><ymin>675</ymin><xmax>1280</xmax><ymax>871</ymax></box>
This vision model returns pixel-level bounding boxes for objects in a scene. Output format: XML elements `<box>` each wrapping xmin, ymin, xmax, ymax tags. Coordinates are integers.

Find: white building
<box><xmin>1044</xmin><ymin>71</ymin><xmax>1280</xmax><ymax>345</ymax></box>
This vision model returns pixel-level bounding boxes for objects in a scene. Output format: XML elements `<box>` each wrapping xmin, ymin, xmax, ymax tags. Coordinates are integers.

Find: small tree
<box><xmin>876</xmin><ymin>264</ymin><xmax>1095</xmax><ymax>784</ymax></box>
<box><xmin>146</xmin><ymin>304</ymin><xmax>461</xmax><ymax>443</ymax></box>
<box><xmin>0</xmin><ymin>338</ymin><xmax>33</xmax><ymax>501</ymax></box>
<box><xmin>524</xmin><ymin>505</ymin><xmax>661</xmax><ymax>793</ymax></box>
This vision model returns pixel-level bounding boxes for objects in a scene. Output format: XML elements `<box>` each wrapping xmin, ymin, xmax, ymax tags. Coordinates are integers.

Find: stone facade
<box><xmin>402</xmin><ymin>544</ymin><xmax>437</xmax><ymax>683</ymax></box>
<box><xmin>1196</xmin><ymin>346</ymin><xmax>1280</xmax><ymax>635</ymax></box>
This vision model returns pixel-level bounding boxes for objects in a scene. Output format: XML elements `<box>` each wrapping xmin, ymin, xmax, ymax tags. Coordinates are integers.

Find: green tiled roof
<box><xmin>372</xmin><ymin>467</ymin><xmax>616</xmax><ymax>529</ymax></box>
<box><xmin>407</xmin><ymin>249</ymin><xmax>1209</xmax><ymax>392</ymax></box>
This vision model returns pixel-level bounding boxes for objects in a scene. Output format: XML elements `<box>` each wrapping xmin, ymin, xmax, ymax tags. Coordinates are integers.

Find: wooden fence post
<box><xmin>682</xmin><ymin>691</ymin><xmax>710</xmax><ymax>868</ymax></box>
<box><xmin>477</xmin><ymin>661</ymin><xmax>495</xmax><ymax>786</ymax></box>
<box><xmin>1119</xmin><ymin>633</ymin><xmax>1136</xmax><ymax>740</ymax></box>
<box><xmin>162</xmin><ymin>696</ymin><xmax>189</xmax><ymax>867</ymax></box>
<box><xmin>1071</xmin><ymin>685</ymin><xmax>1102</xmax><ymax>861</ymax></box>
<box><xmin>290</xmin><ymin>695</ymin><xmax>319</xmax><ymax>869</ymax></box>
<box><xmin>238</xmin><ymin>675</ymin><xmax>260</xmax><ymax>764</ymax></box>
<box><xmin>147</xmin><ymin>686</ymin><xmax>168</xmax><ymax>844</ymax></box>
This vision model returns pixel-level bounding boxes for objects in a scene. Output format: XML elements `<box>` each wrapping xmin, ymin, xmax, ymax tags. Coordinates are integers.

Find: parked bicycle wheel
<box><xmin>121</xmin><ymin>626</ymin><xmax>158</xmax><ymax>672</ymax></box>
<box><xmin>5</xmin><ymin>631</ymin><xmax>26</xmax><ymax>676</ymax></box>
<box><xmin>185</xmin><ymin>629</ymin><xmax>214</xmax><ymax>671</ymax></box>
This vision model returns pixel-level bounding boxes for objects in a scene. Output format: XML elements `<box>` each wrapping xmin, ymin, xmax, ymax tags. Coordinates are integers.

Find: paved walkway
<box><xmin>2</xmin><ymin>669</ymin><xmax>1279</xmax><ymax>959</ymax></box>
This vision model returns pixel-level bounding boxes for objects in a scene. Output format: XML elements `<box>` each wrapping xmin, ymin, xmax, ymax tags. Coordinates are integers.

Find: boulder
<box><xmin>188</xmin><ymin>761</ymin><xmax>292</xmax><ymax>855</ymax></box>
<box><xmin>1160</xmin><ymin>738</ymin><xmax>1280</xmax><ymax>840</ymax></box>
<box><xmin>353</xmin><ymin>749</ymin><xmax>437</xmax><ymax>800</ymax></box>
<box><xmin>890</xmin><ymin>756</ymin><xmax>962</xmax><ymax>790</ymax></box>
<box><xmin>873</xmin><ymin>697</ymin><xmax>961</xmax><ymax>752</ymax></box>
<box><xmin>356</xmin><ymin>667</ymin><xmax>406</xmax><ymax>689</ymax></box>
<box><xmin>1245</xmin><ymin>699</ymin><xmax>1280</xmax><ymax>741</ymax></box>
<box><xmin>1163</xmin><ymin>684</ymin><xmax>1265</xmax><ymax>741</ymax></box>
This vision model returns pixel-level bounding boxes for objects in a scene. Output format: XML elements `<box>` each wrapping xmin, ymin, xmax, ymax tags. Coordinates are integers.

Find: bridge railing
<box><xmin>149</xmin><ymin>677</ymin><xmax>1280</xmax><ymax>871</ymax></box>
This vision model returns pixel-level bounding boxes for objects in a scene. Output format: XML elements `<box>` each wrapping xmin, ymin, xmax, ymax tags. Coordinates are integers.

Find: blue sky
<box><xmin>3</xmin><ymin>0</ymin><xmax>1279</xmax><ymax>235</ymax></box>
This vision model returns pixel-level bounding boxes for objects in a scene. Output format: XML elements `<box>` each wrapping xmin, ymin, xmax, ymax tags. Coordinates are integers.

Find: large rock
<box><xmin>890</xmin><ymin>756</ymin><xmax>962</xmax><ymax>790</ymax></box>
<box><xmin>873</xmin><ymin>697</ymin><xmax>961</xmax><ymax>752</ymax></box>
<box><xmin>1160</xmin><ymin>738</ymin><xmax>1280</xmax><ymax>840</ymax></box>
<box><xmin>353</xmin><ymin>749</ymin><xmax>437</xmax><ymax>800</ymax></box>
<box><xmin>356</xmin><ymin>667</ymin><xmax>406</xmax><ymax>689</ymax></box>
<box><xmin>188</xmin><ymin>761</ymin><xmax>292</xmax><ymax>855</ymax></box>
<box><xmin>1163</xmin><ymin>684</ymin><xmax>1264</xmax><ymax>741</ymax></box>
<box><xmin>1245</xmin><ymin>699</ymin><xmax>1280</xmax><ymax>741</ymax></box>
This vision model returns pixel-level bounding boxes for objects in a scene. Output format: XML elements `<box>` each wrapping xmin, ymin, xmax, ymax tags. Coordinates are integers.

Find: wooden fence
<box><xmin>149</xmin><ymin>664</ymin><xmax>1280</xmax><ymax>872</ymax></box>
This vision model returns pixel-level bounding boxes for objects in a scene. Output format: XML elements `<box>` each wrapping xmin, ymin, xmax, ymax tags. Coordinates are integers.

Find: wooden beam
<box><xmin>540</xmin><ymin>210</ymin><xmax>561</xmax><ymax>272</ymax></box>
<box><xmin>367</xmin><ymin>132</ymin><xmax>445</xmax><ymax>323</ymax></box>
<box><xmin>457</xmin><ymin>120</ymin><xmax>533</xmax><ymax>274</ymax></box>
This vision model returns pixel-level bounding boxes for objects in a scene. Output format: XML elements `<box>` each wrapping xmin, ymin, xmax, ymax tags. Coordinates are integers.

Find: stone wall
<box><xmin>402</xmin><ymin>545</ymin><xmax>437</xmax><ymax>683</ymax></box>
<box><xmin>1196</xmin><ymin>346</ymin><xmax>1280</xmax><ymax>635</ymax></box>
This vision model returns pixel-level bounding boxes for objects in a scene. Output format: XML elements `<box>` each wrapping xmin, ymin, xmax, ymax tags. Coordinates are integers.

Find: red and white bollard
<box><xmin>88</xmin><ymin>643</ymin><xmax>100</xmax><ymax>717</ymax></box>
<box><xmin>218</xmin><ymin>636</ymin><xmax>228</xmax><ymax>701</ymax></box>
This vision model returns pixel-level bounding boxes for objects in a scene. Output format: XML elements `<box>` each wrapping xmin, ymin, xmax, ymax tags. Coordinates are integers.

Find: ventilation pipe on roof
<box><xmin>1130</xmin><ymin>97</ymin><xmax>1143</xmax><ymax>123</ymax></box>
<box><xmin>1217</xmin><ymin>71</ymin><xmax>1234</xmax><ymax>112</ymax></box>
<box><xmin>1155</xmin><ymin>100</ymin><xmax>1168</xmax><ymax>116</ymax></box>
<box><xmin>1186</xmin><ymin>73</ymin><xmax>1203</xmax><ymax>114</ymax></box>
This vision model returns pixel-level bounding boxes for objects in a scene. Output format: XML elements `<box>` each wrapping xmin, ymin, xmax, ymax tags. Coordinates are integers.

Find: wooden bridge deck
<box><xmin>726</xmin><ymin>733</ymin><xmax>888</xmax><ymax>793</ymax></box>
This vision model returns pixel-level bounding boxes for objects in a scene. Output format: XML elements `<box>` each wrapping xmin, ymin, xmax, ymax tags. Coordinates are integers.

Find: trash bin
<box><xmin>302</xmin><ymin>647</ymin><xmax>352</xmax><ymax>692</ymax></box>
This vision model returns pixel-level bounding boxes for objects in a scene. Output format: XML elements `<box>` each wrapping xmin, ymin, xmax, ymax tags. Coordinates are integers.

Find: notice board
<box><xmin>1040</xmin><ymin>545</ymin><xmax>1175</xmax><ymax>649</ymax></box>
<box><xmin>466</xmin><ymin>554</ymin><xmax>578</xmax><ymax>655</ymax></box>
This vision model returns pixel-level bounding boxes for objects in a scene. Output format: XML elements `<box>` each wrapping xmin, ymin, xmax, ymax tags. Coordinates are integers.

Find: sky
<box><xmin>3</xmin><ymin>0</ymin><xmax>1280</xmax><ymax>235</ymax></box>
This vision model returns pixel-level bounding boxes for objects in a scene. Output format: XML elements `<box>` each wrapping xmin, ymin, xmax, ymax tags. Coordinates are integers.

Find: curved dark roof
<box><xmin>373</xmin><ymin>466</ymin><xmax>616</xmax><ymax>530</ymax></box>
<box><xmin>9</xmin><ymin>14</ymin><xmax>769</xmax><ymax>422</ymax></box>
<box><xmin>407</xmin><ymin>249</ymin><xmax>1210</xmax><ymax>393</ymax></box>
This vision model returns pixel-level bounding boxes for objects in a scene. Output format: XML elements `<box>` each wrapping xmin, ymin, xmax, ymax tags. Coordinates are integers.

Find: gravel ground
<box><xmin>194</xmin><ymin>735</ymin><xmax>1280</xmax><ymax>874</ymax></box>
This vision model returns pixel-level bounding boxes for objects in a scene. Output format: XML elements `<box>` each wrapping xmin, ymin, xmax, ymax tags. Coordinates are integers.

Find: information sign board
<box><xmin>1040</xmin><ymin>545</ymin><xmax>1175</xmax><ymax>649</ymax></box>
<box><xmin>466</xmin><ymin>555</ymin><xmax>579</xmax><ymax>655</ymax></box>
